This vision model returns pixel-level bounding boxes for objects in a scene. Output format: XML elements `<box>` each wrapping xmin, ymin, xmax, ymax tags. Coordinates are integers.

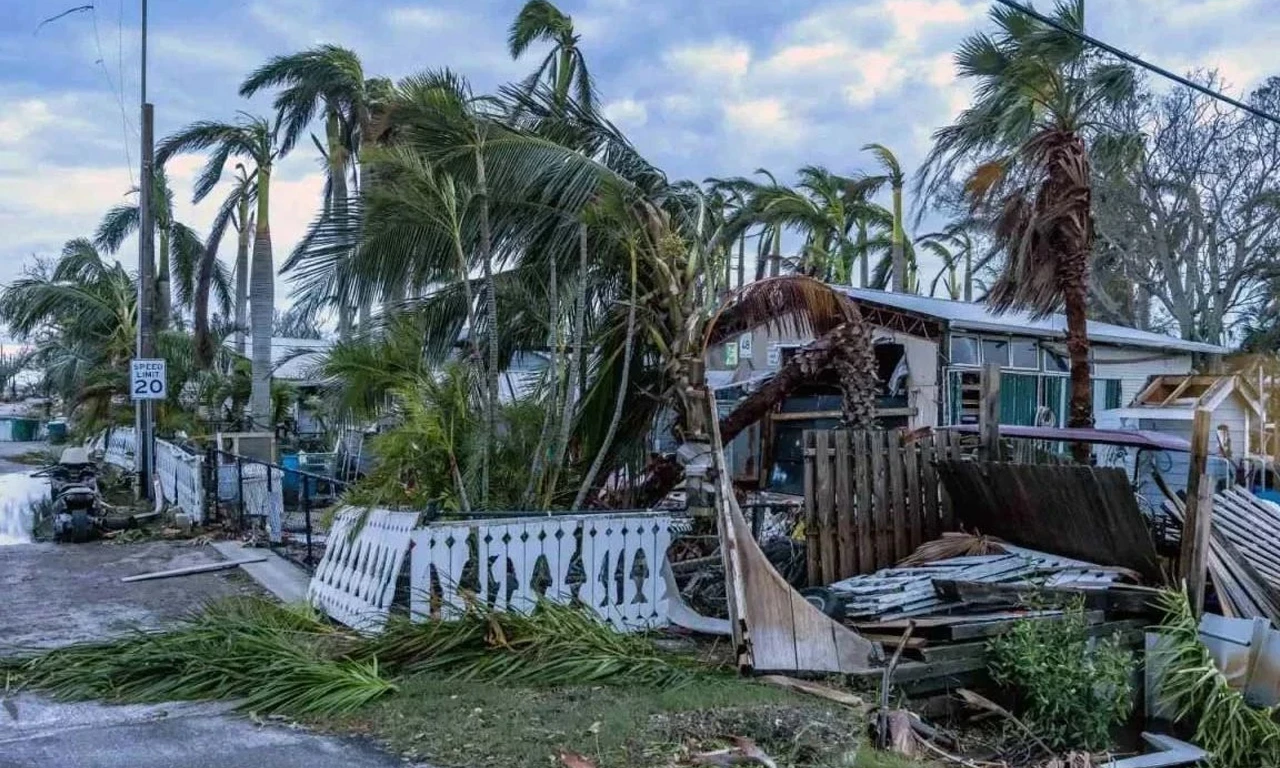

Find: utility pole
<box><xmin>134</xmin><ymin>0</ymin><xmax>155</xmax><ymax>498</ymax></box>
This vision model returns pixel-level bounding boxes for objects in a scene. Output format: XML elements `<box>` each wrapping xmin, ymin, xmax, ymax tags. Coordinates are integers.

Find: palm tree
<box><xmin>194</xmin><ymin>164</ymin><xmax>257</xmax><ymax>365</ymax></box>
<box><xmin>860</xmin><ymin>143</ymin><xmax>910</xmax><ymax>292</ymax></box>
<box><xmin>240</xmin><ymin>45</ymin><xmax>394</xmax><ymax>331</ymax></box>
<box><xmin>919</xmin><ymin>0</ymin><xmax>1136</xmax><ymax>452</ymax></box>
<box><xmin>508</xmin><ymin>0</ymin><xmax>594</xmax><ymax>109</ymax></box>
<box><xmin>93</xmin><ymin>167</ymin><xmax>224</xmax><ymax>329</ymax></box>
<box><xmin>157</xmin><ymin>114</ymin><xmax>287</xmax><ymax>425</ymax></box>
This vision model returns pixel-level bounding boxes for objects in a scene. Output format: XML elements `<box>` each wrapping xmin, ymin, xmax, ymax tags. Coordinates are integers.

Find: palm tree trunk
<box><xmin>234</xmin><ymin>199</ymin><xmax>250</xmax><ymax>356</ymax></box>
<box><xmin>858</xmin><ymin>221</ymin><xmax>869</xmax><ymax>288</ymax></box>
<box><xmin>891</xmin><ymin>183</ymin><xmax>905</xmax><ymax>292</ymax></box>
<box><xmin>770</xmin><ymin>228</ymin><xmax>781</xmax><ymax>277</ymax></box>
<box><xmin>963</xmin><ymin>249</ymin><xmax>973</xmax><ymax>302</ymax></box>
<box><xmin>476</xmin><ymin>149</ymin><xmax>498</xmax><ymax>508</ymax></box>
<box><xmin>523</xmin><ymin>246</ymin><xmax>558</xmax><ymax>507</ymax></box>
<box><xmin>156</xmin><ymin>228</ymin><xmax>171</xmax><ymax>330</ymax></box>
<box><xmin>572</xmin><ymin>247</ymin><xmax>637</xmax><ymax>510</ymax></box>
<box><xmin>249</xmin><ymin>167</ymin><xmax>274</xmax><ymax>426</ymax></box>
<box><xmin>544</xmin><ymin>224</ymin><xmax>589</xmax><ymax>506</ymax></box>
<box><xmin>737</xmin><ymin>233</ymin><xmax>745</xmax><ymax>289</ymax></box>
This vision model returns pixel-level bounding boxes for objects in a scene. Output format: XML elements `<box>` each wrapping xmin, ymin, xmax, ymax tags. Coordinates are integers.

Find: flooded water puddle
<box><xmin>0</xmin><ymin>471</ymin><xmax>48</xmax><ymax>545</ymax></box>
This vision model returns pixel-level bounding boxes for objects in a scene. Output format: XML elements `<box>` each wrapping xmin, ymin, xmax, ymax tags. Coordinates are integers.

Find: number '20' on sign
<box><xmin>130</xmin><ymin>359</ymin><xmax>168</xmax><ymax>400</ymax></box>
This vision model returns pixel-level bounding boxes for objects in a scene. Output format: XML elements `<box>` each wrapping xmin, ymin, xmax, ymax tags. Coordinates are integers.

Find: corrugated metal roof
<box><xmin>840</xmin><ymin>287</ymin><xmax>1226</xmax><ymax>355</ymax></box>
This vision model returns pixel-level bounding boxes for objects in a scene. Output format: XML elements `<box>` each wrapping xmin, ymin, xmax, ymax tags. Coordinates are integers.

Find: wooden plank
<box><xmin>854</xmin><ymin>430</ymin><xmax>874</xmax><ymax>575</ymax></box>
<box><xmin>1180</xmin><ymin>408</ymin><xmax>1213</xmax><ymax>617</ymax></box>
<box><xmin>835</xmin><ymin>431</ymin><xmax>856</xmax><ymax>580</ymax></box>
<box><xmin>888</xmin><ymin>431</ymin><xmax>909</xmax><ymax>563</ymax></box>
<box><xmin>904</xmin><ymin>436</ymin><xmax>923</xmax><ymax>552</ymax></box>
<box><xmin>803</xmin><ymin>430</ymin><xmax>821</xmax><ymax>587</ymax></box>
<box><xmin>936</xmin><ymin>430</ymin><xmax>956</xmax><ymax>532</ymax></box>
<box><xmin>947</xmin><ymin>610</ymin><xmax>1106</xmax><ymax>641</ymax></box>
<box><xmin>980</xmin><ymin>364</ymin><xmax>1002</xmax><ymax>461</ymax></box>
<box><xmin>869</xmin><ymin>430</ymin><xmax>891</xmax><ymax>571</ymax></box>
<box><xmin>815</xmin><ymin>430</ymin><xmax>838</xmax><ymax>585</ymax></box>
<box><xmin>919</xmin><ymin>436</ymin><xmax>940</xmax><ymax>542</ymax></box>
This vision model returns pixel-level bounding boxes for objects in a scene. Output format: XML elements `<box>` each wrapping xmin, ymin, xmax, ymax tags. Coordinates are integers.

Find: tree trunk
<box><xmin>628</xmin><ymin>319</ymin><xmax>877</xmax><ymax>509</ymax></box>
<box><xmin>771</xmin><ymin>228</ymin><xmax>782</xmax><ymax>277</ymax></box>
<box><xmin>573</xmin><ymin>247</ymin><xmax>637</xmax><ymax>510</ymax></box>
<box><xmin>193</xmin><ymin>233</ymin><xmax>219</xmax><ymax>367</ymax></box>
<box><xmin>476</xmin><ymin>149</ymin><xmax>498</xmax><ymax>508</ymax></box>
<box><xmin>858</xmin><ymin>221</ymin><xmax>869</xmax><ymax>288</ymax></box>
<box><xmin>891</xmin><ymin>183</ymin><xmax>906</xmax><ymax>292</ymax></box>
<box><xmin>249</xmin><ymin>166</ymin><xmax>274</xmax><ymax>426</ymax></box>
<box><xmin>524</xmin><ymin>242</ymin><xmax>558</xmax><ymax>507</ymax></box>
<box><xmin>737</xmin><ymin>233</ymin><xmax>745</xmax><ymax>289</ymax></box>
<box><xmin>544</xmin><ymin>223</ymin><xmax>589</xmax><ymax>507</ymax></box>
<box><xmin>963</xmin><ymin>248</ymin><xmax>973</xmax><ymax>302</ymax></box>
<box><xmin>156</xmin><ymin>228</ymin><xmax>171</xmax><ymax>330</ymax></box>
<box><xmin>234</xmin><ymin>197</ymin><xmax>250</xmax><ymax>356</ymax></box>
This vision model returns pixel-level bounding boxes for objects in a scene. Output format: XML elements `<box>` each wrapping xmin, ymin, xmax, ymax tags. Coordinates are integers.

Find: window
<box><xmin>982</xmin><ymin>338</ymin><xmax>1010</xmax><ymax>367</ymax></box>
<box><xmin>951</xmin><ymin>336</ymin><xmax>979</xmax><ymax>366</ymax></box>
<box><xmin>1043</xmin><ymin>348</ymin><xmax>1069</xmax><ymax>373</ymax></box>
<box><xmin>1092</xmin><ymin>379</ymin><xmax>1123</xmax><ymax>412</ymax></box>
<box><xmin>1010</xmin><ymin>339</ymin><xmax>1039</xmax><ymax>369</ymax></box>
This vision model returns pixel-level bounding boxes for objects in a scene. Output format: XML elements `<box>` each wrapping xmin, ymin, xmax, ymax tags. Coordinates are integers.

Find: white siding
<box><xmin>1092</xmin><ymin>346</ymin><xmax>1195</xmax><ymax>408</ymax></box>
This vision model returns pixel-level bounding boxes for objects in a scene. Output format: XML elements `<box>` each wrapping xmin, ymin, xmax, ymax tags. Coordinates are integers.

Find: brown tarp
<box><xmin>936</xmin><ymin>461</ymin><xmax>1163</xmax><ymax>583</ymax></box>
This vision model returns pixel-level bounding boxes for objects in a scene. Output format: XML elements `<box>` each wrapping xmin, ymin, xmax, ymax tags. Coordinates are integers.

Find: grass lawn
<box><xmin>314</xmin><ymin>675</ymin><xmax>929</xmax><ymax>768</ymax></box>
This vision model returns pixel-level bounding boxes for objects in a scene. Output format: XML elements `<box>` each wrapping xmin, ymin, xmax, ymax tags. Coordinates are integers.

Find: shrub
<box><xmin>987</xmin><ymin>600</ymin><xmax>1136</xmax><ymax>752</ymax></box>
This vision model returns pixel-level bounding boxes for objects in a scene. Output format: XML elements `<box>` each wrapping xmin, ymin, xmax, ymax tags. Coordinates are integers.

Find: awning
<box><xmin>942</xmin><ymin>424</ymin><xmax>1191</xmax><ymax>452</ymax></box>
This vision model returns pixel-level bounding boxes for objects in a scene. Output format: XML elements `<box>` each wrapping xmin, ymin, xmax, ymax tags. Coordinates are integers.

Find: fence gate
<box><xmin>803</xmin><ymin>429</ymin><xmax>960</xmax><ymax>584</ymax></box>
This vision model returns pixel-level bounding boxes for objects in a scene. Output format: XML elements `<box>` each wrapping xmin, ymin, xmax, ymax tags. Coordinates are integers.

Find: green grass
<box><xmin>313</xmin><ymin>676</ymin><xmax>904</xmax><ymax>768</ymax></box>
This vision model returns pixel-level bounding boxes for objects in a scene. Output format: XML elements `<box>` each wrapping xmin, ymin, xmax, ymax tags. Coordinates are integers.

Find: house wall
<box><xmin>1091</xmin><ymin>346</ymin><xmax>1195</xmax><ymax>408</ymax></box>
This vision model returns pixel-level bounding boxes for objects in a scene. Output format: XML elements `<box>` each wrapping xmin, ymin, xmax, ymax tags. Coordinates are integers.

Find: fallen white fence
<box><xmin>241</xmin><ymin>463</ymin><xmax>285</xmax><ymax>542</ymax></box>
<box><xmin>307</xmin><ymin>507</ymin><xmax>420</xmax><ymax>633</ymax></box>
<box><xmin>409</xmin><ymin>512</ymin><xmax>674</xmax><ymax>633</ymax></box>
<box><xmin>154</xmin><ymin>439</ymin><xmax>205</xmax><ymax>524</ymax></box>
<box><xmin>103</xmin><ymin>427</ymin><xmax>136</xmax><ymax>470</ymax></box>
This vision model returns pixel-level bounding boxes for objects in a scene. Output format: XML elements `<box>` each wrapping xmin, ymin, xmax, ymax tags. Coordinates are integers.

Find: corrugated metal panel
<box><xmin>840</xmin><ymin>288</ymin><xmax>1226</xmax><ymax>355</ymax></box>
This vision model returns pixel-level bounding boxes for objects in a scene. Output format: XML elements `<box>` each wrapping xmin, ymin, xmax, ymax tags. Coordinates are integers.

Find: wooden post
<box><xmin>980</xmin><ymin>364</ymin><xmax>1002</xmax><ymax>462</ymax></box>
<box><xmin>1180</xmin><ymin>407</ymin><xmax>1213</xmax><ymax>617</ymax></box>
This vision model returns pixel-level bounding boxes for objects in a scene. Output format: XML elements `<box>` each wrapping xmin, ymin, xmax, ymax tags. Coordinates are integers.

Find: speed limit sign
<box><xmin>130</xmin><ymin>359</ymin><xmax>167</xmax><ymax>400</ymax></box>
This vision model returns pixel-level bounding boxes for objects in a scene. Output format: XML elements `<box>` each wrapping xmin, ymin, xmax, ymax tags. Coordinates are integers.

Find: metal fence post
<box><xmin>236</xmin><ymin>456</ymin><xmax>245</xmax><ymax>531</ymax></box>
<box><xmin>302</xmin><ymin>474</ymin><xmax>314</xmax><ymax>566</ymax></box>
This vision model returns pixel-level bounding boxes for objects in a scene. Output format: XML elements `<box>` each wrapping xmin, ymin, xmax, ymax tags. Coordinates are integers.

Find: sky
<box><xmin>0</xmin><ymin>0</ymin><xmax>1277</xmax><ymax>314</ymax></box>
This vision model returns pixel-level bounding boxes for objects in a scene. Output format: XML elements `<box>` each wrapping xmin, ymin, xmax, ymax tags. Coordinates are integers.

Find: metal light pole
<box><xmin>135</xmin><ymin>0</ymin><xmax>155</xmax><ymax>498</ymax></box>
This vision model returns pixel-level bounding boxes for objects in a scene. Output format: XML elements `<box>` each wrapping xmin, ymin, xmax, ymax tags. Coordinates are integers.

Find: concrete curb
<box><xmin>210</xmin><ymin>541</ymin><xmax>310</xmax><ymax>605</ymax></box>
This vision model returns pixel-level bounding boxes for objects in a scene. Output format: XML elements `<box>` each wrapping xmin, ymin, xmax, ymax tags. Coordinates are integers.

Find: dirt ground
<box><xmin>0</xmin><ymin>540</ymin><xmax>262</xmax><ymax>650</ymax></box>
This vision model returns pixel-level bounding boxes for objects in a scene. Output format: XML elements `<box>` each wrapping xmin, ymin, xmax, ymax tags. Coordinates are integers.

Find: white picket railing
<box><xmin>409</xmin><ymin>512</ymin><xmax>674</xmax><ymax>633</ymax></box>
<box><xmin>103</xmin><ymin>427</ymin><xmax>137</xmax><ymax>470</ymax></box>
<box><xmin>308</xmin><ymin>507</ymin><xmax>420</xmax><ymax>633</ymax></box>
<box><xmin>241</xmin><ymin>463</ymin><xmax>285</xmax><ymax>542</ymax></box>
<box><xmin>154</xmin><ymin>439</ymin><xmax>205</xmax><ymax>524</ymax></box>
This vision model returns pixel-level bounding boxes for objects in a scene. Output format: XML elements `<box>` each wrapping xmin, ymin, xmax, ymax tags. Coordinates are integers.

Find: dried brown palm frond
<box><xmin>703</xmin><ymin>275</ymin><xmax>856</xmax><ymax>348</ymax></box>
<box><xmin>897</xmin><ymin>532</ymin><xmax>1009</xmax><ymax>567</ymax></box>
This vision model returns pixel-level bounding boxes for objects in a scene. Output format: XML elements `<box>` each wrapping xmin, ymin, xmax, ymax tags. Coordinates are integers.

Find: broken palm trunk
<box><xmin>693</xmin><ymin>388</ymin><xmax>881</xmax><ymax>674</ymax></box>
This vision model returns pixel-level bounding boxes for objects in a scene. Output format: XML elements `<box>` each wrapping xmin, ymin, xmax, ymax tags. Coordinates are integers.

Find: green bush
<box><xmin>987</xmin><ymin>600</ymin><xmax>1136</xmax><ymax>752</ymax></box>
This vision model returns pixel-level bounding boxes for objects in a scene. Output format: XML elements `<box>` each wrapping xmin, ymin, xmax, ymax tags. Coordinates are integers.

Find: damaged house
<box><xmin>709</xmin><ymin>288</ymin><xmax>1227</xmax><ymax>495</ymax></box>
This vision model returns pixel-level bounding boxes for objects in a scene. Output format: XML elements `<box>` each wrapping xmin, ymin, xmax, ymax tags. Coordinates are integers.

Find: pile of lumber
<box><xmin>1162</xmin><ymin>489</ymin><xmax>1280</xmax><ymax>624</ymax></box>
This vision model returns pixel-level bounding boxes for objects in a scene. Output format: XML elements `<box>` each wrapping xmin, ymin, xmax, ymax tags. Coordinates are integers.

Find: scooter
<box><xmin>45</xmin><ymin>447</ymin><xmax>105</xmax><ymax>543</ymax></box>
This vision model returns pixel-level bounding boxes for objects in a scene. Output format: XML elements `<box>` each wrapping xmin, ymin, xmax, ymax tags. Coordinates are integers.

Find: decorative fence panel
<box><xmin>241</xmin><ymin>464</ymin><xmax>285</xmax><ymax>543</ymax></box>
<box><xmin>307</xmin><ymin>507</ymin><xmax>420</xmax><ymax>632</ymax></box>
<box><xmin>103</xmin><ymin>427</ymin><xmax>136</xmax><ymax>470</ymax></box>
<box><xmin>409</xmin><ymin>512</ymin><xmax>673</xmax><ymax>633</ymax></box>
<box><xmin>803</xmin><ymin>429</ymin><xmax>961</xmax><ymax>585</ymax></box>
<box><xmin>154</xmin><ymin>439</ymin><xmax>205</xmax><ymax>523</ymax></box>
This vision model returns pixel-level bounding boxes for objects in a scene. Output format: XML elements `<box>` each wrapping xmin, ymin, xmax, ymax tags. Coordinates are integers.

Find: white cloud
<box><xmin>663</xmin><ymin>39</ymin><xmax>752</xmax><ymax>83</ymax></box>
<box><xmin>386</xmin><ymin>7</ymin><xmax>457</xmax><ymax>30</ymax></box>
<box><xmin>723</xmin><ymin>98</ymin><xmax>804</xmax><ymax>147</ymax></box>
<box><xmin>603</xmin><ymin>98</ymin><xmax>648</xmax><ymax>129</ymax></box>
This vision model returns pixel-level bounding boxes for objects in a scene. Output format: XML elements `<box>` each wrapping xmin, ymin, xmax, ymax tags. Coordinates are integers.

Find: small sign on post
<box><xmin>130</xmin><ymin>359</ymin><xmax>167</xmax><ymax>400</ymax></box>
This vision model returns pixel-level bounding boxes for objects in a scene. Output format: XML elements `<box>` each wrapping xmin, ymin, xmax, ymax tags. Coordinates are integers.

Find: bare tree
<box><xmin>1093</xmin><ymin>73</ymin><xmax>1280</xmax><ymax>344</ymax></box>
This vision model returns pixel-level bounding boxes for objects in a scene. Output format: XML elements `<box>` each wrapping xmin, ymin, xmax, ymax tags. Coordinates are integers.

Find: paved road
<box><xmin>0</xmin><ymin>531</ymin><xmax>408</xmax><ymax>766</ymax></box>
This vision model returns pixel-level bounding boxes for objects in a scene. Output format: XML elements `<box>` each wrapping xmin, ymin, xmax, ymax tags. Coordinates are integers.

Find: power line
<box><xmin>991</xmin><ymin>0</ymin><xmax>1280</xmax><ymax>127</ymax></box>
<box><xmin>88</xmin><ymin>3</ymin><xmax>136</xmax><ymax>187</ymax></box>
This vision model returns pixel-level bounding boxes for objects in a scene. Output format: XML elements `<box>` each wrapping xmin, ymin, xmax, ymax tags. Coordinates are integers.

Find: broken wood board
<box><xmin>711</xmin><ymin>405</ymin><xmax>882</xmax><ymax>674</ymax></box>
<box><xmin>936</xmin><ymin>461</ymin><xmax>1163</xmax><ymax>582</ymax></box>
<box><xmin>121</xmin><ymin>557</ymin><xmax>268</xmax><ymax>582</ymax></box>
<box><xmin>932</xmin><ymin>579</ymin><xmax>1162</xmax><ymax>617</ymax></box>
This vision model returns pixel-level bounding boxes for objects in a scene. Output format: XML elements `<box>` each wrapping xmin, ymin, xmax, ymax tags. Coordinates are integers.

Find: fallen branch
<box><xmin>758</xmin><ymin>675</ymin><xmax>867</xmax><ymax>712</ymax></box>
<box><xmin>956</xmin><ymin>688</ymin><xmax>1053</xmax><ymax>757</ymax></box>
<box><xmin>877</xmin><ymin>622</ymin><xmax>916</xmax><ymax>749</ymax></box>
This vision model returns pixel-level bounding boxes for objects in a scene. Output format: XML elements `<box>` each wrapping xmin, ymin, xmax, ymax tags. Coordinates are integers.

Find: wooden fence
<box><xmin>803</xmin><ymin>429</ymin><xmax>962</xmax><ymax>585</ymax></box>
